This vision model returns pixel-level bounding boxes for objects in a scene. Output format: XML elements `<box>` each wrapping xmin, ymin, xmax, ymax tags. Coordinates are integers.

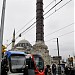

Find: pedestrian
<box><xmin>45</xmin><ymin>65</ymin><xmax>52</xmax><ymax>75</ymax></box>
<box><xmin>45</xmin><ymin>65</ymin><xmax>48</xmax><ymax>75</ymax></box>
<box><xmin>65</xmin><ymin>66</ymin><xmax>68</xmax><ymax>75</ymax></box>
<box><xmin>1</xmin><ymin>58</ymin><xmax>9</xmax><ymax>75</ymax></box>
<box><xmin>23</xmin><ymin>66</ymin><xmax>28</xmax><ymax>75</ymax></box>
<box><xmin>47</xmin><ymin>65</ymin><xmax>51</xmax><ymax>75</ymax></box>
<box><xmin>52</xmin><ymin>63</ymin><xmax>56</xmax><ymax>75</ymax></box>
<box><xmin>69</xmin><ymin>66</ymin><xmax>74</xmax><ymax>75</ymax></box>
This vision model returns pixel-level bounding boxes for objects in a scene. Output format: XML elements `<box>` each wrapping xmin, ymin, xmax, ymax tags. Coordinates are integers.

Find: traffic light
<box><xmin>2</xmin><ymin>45</ymin><xmax>6</xmax><ymax>53</ymax></box>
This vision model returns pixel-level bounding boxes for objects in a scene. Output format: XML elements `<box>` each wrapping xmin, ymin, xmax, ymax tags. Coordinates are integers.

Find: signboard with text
<box><xmin>53</xmin><ymin>56</ymin><xmax>62</xmax><ymax>60</ymax></box>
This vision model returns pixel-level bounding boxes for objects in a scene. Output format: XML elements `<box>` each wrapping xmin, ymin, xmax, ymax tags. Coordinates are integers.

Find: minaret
<box><xmin>12</xmin><ymin>29</ymin><xmax>15</xmax><ymax>49</ymax></box>
<box><xmin>32</xmin><ymin>0</ymin><xmax>51</xmax><ymax>65</ymax></box>
<box><xmin>36</xmin><ymin>0</ymin><xmax>44</xmax><ymax>42</ymax></box>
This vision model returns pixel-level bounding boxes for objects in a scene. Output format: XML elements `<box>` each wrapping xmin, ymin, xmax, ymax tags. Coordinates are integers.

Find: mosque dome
<box><xmin>14</xmin><ymin>39</ymin><xmax>32</xmax><ymax>53</ymax></box>
<box><xmin>18</xmin><ymin>39</ymin><xmax>30</xmax><ymax>44</ymax></box>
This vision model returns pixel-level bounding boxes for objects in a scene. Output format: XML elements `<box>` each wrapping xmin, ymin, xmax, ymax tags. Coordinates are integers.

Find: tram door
<box><xmin>26</xmin><ymin>57</ymin><xmax>35</xmax><ymax>75</ymax></box>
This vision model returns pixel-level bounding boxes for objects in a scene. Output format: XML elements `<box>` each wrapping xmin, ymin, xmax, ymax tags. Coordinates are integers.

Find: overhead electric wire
<box><xmin>45</xmin><ymin>23</ymin><xmax>74</xmax><ymax>37</ymax></box>
<box><xmin>7</xmin><ymin>0</ymin><xmax>55</xmax><ymax>42</ymax></box>
<box><xmin>24</xmin><ymin>0</ymin><xmax>74</xmax><ymax>45</ymax></box>
<box><xmin>43</xmin><ymin>0</ymin><xmax>62</xmax><ymax>16</ymax></box>
<box><xmin>24</xmin><ymin>0</ymin><xmax>73</xmax><ymax>35</ymax></box>
<box><xmin>44</xmin><ymin>0</ymin><xmax>55</xmax><ymax>9</ymax></box>
<box><xmin>7</xmin><ymin>0</ymin><xmax>72</xmax><ymax>44</ymax></box>
<box><xmin>7</xmin><ymin>0</ymin><xmax>72</xmax><ymax>47</ymax></box>
<box><xmin>23</xmin><ymin>22</ymin><xmax>74</xmax><ymax>38</ymax></box>
<box><xmin>45</xmin><ymin>31</ymin><xmax>74</xmax><ymax>42</ymax></box>
<box><xmin>58</xmin><ymin>31</ymin><xmax>74</xmax><ymax>37</ymax></box>
<box><xmin>16</xmin><ymin>17</ymin><xmax>35</xmax><ymax>34</ymax></box>
<box><xmin>24</xmin><ymin>25</ymin><xmax>36</xmax><ymax>34</ymax></box>
<box><xmin>30</xmin><ymin>30</ymin><xmax>74</xmax><ymax>44</ymax></box>
<box><xmin>45</xmin><ymin>38</ymin><xmax>57</xmax><ymax>42</ymax></box>
<box><xmin>20</xmin><ymin>0</ymin><xmax>62</xmax><ymax>35</ymax></box>
<box><xmin>9</xmin><ymin>0</ymin><xmax>62</xmax><ymax>42</ymax></box>
<box><xmin>25</xmin><ymin>22</ymin><xmax>74</xmax><ymax>45</ymax></box>
<box><xmin>7</xmin><ymin>17</ymin><xmax>36</xmax><ymax>41</ymax></box>
<box><xmin>45</xmin><ymin>0</ymin><xmax>72</xmax><ymax>19</ymax></box>
<box><xmin>16</xmin><ymin>0</ymin><xmax>55</xmax><ymax>35</ymax></box>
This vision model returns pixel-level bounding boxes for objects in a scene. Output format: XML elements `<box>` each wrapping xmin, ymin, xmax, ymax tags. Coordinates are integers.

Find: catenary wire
<box><xmin>43</xmin><ymin>0</ymin><xmax>62</xmax><ymax>16</ymax></box>
<box><xmin>45</xmin><ymin>0</ymin><xmax>72</xmax><ymax>19</ymax></box>
<box><xmin>44</xmin><ymin>0</ymin><xmax>55</xmax><ymax>9</ymax></box>
<box><xmin>20</xmin><ymin>0</ymin><xmax>62</xmax><ymax>36</ymax></box>
<box><xmin>7</xmin><ymin>0</ymin><xmax>55</xmax><ymax>41</ymax></box>
<box><xmin>22</xmin><ymin>0</ymin><xmax>73</xmax><ymax>35</ymax></box>
<box><xmin>45</xmin><ymin>23</ymin><xmax>74</xmax><ymax>37</ymax></box>
<box><xmin>24</xmin><ymin>22</ymin><xmax>74</xmax><ymax>45</ymax></box>
<box><xmin>7</xmin><ymin>0</ymin><xmax>72</xmax><ymax>47</ymax></box>
<box><xmin>45</xmin><ymin>31</ymin><xmax>74</xmax><ymax>42</ymax></box>
<box><xmin>8</xmin><ymin>0</ymin><xmax>72</xmax><ymax>42</ymax></box>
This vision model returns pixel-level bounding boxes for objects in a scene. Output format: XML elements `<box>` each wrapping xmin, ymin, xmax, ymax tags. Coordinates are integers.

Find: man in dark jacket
<box><xmin>52</xmin><ymin>64</ymin><xmax>56</xmax><ymax>75</ymax></box>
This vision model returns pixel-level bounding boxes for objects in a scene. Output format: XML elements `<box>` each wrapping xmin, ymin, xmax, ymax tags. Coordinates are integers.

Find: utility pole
<box><xmin>57</xmin><ymin>38</ymin><xmax>60</xmax><ymax>64</ymax></box>
<box><xmin>57</xmin><ymin>38</ymin><xmax>61</xmax><ymax>75</ymax></box>
<box><xmin>0</xmin><ymin>0</ymin><xmax>6</xmax><ymax>59</ymax></box>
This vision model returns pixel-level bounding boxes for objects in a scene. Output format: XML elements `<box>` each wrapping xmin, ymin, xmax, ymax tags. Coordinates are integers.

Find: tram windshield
<box><xmin>33</xmin><ymin>55</ymin><xmax>44</xmax><ymax>70</ymax></box>
<box><xmin>10</xmin><ymin>55</ymin><xmax>25</xmax><ymax>73</ymax></box>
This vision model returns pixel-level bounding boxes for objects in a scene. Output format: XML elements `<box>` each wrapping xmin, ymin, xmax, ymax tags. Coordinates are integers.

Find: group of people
<box><xmin>65</xmin><ymin>66</ymin><xmax>75</xmax><ymax>75</ymax></box>
<box><xmin>45</xmin><ymin>64</ymin><xmax>56</xmax><ymax>75</ymax></box>
<box><xmin>45</xmin><ymin>63</ymin><xmax>75</xmax><ymax>75</ymax></box>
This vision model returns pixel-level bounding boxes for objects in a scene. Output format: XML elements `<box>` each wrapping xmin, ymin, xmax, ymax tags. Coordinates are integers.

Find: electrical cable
<box><xmin>44</xmin><ymin>0</ymin><xmax>55</xmax><ymax>9</ymax></box>
<box><xmin>45</xmin><ymin>23</ymin><xmax>74</xmax><ymax>37</ymax></box>
<box><xmin>45</xmin><ymin>31</ymin><xmax>74</xmax><ymax>42</ymax></box>
<box><xmin>20</xmin><ymin>0</ymin><xmax>62</xmax><ymax>36</ymax></box>
<box><xmin>43</xmin><ymin>0</ymin><xmax>62</xmax><ymax>16</ymax></box>
<box><xmin>7</xmin><ymin>0</ymin><xmax>55</xmax><ymax>41</ymax></box>
<box><xmin>7</xmin><ymin>0</ymin><xmax>72</xmax><ymax>47</ymax></box>
<box><xmin>26</xmin><ymin>23</ymin><xmax>74</xmax><ymax>44</ymax></box>
<box><xmin>45</xmin><ymin>0</ymin><xmax>72</xmax><ymax>19</ymax></box>
<box><xmin>21</xmin><ymin>0</ymin><xmax>73</xmax><ymax>36</ymax></box>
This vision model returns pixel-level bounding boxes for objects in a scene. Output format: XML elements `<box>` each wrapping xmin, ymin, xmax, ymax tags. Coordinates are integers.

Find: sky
<box><xmin>0</xmin><ymin>0</ymin><xmax>74</xmax><ymax>59</ymax></box>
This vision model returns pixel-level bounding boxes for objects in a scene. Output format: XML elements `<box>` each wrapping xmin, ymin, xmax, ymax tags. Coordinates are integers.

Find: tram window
<box><xmin>34</xmin><ymin>56</ymin><xmax>44</xmax><ymax>70</ymax></box>
<box><xmin>10</xmin><ymin>55</ymin><xmax>26</xmax><ymax>73</ymax></box>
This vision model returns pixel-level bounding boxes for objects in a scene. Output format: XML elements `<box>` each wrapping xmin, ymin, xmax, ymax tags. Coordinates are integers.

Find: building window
<box><xmin>23</xmin><ymin>43</ymin><xmax>25</xmax><ymax>47</ymax></box>
<box><xmin>21</xmin><ymin>43</ymin><xmax>23</xmax><ymax>47</ymax></box>
<box><xmin>26</xmin><ymin>43</ymin><xmax>28</xmax><ymax>46</ymax></box>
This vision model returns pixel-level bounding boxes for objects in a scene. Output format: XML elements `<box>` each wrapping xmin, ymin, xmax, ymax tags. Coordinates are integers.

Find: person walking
<box><xmin>65</xmin><ymin>66</ymin><xmax>68</xmax><ymax>75</ymax></box>
<box><xmin>45</xmin><ymin>65</ymin><xmax>52</xmax><ymax>75</ymax></box>
<box><xmin>52</xmin><ymin>63</ymin><xmax>56</xmax><ymax>75</ymax></box>
<box><xmin>47</xmin><ymin>65</ymin><xmax>51</xmax><ymax>75</ymax></box>
<box><xmin>45</xmin><ymin>65</ymin><xmax>48</xmax><ymax>75</ymax></box>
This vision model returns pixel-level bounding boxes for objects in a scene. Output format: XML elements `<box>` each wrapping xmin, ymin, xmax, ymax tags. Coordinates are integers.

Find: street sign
<box><xmin>53</xmin><ymin>56</ymin><xmax>62</xmax><ymax>60</ymax></box>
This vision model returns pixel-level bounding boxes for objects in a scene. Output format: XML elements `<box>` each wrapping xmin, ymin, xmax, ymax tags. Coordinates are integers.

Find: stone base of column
<box><xmin>30</xmin><ymin>41</ymin><xmax>51</xmax><ymax>66</ymax></box>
